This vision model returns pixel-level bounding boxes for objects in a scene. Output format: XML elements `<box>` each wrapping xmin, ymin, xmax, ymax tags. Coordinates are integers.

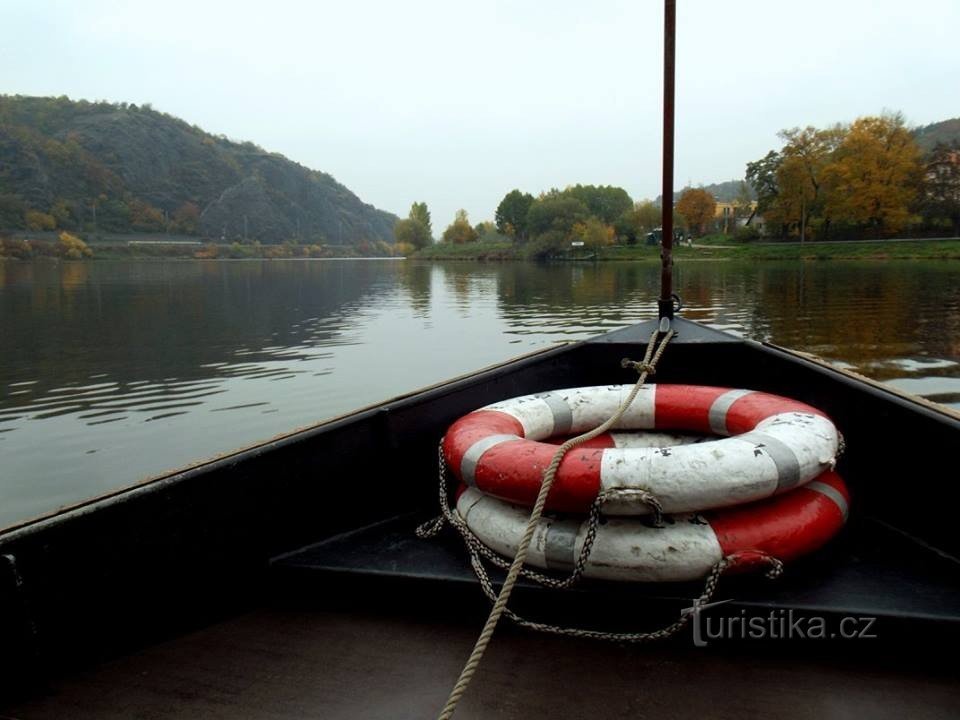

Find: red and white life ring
<box><xmin>456</xmin><ymin>470</ymin><xmax>850</xmax><ymax>582</ymax></box>
<box><xmin>443</xmin><ymin>384</ymin><xmax>839</xmax><ymax>515</ymax></box>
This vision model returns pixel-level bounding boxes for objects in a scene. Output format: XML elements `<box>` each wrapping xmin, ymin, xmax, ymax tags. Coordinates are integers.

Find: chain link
<box><xmin>417</xmin><ymin>441</ymin><xmax>783</xmax><ymax>643</ymax></box>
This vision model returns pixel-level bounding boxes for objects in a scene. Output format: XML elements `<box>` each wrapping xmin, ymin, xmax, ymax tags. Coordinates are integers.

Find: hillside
<box><xmin>913</xmin><ymin>118</ymin><xmax>960</xmax><ymax>153</ymax></box>
<box><xmin>0</xmin><ymin>95</ymin><xmax>398</xmax><ymax>244</ymax></box>
<box><xmin>655</xmin><ymin>179</ymin><xmax>754</xmax><ymax>206</ymax></box>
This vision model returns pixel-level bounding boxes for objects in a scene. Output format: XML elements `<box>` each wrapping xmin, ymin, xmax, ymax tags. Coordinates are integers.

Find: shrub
<box><xmin>734</xmin><ymin>224</ymin><xmax>761</xmax><ymax>243</ymax></box>
<box><xmin>57</xmin><ymin>231</ymin><xmax>93</xmax><ymax>259</ymax></box>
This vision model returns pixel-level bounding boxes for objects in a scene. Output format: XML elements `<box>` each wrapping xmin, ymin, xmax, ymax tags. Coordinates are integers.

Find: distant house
<box><xmin>714</xmin><ymin>201</ymin><xmax>758</xmax><ymax>232</ymax></box>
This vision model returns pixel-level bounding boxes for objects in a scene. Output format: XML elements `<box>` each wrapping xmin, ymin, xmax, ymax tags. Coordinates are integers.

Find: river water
<box><xmin>1</xmin><ymin>258</ymin><xmax>958</xmax><ymax>529</ymax></box>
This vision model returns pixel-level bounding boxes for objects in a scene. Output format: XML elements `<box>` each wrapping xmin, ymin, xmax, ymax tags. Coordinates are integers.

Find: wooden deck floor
<box><xmin>4</xmin><ymin>606</ymin><xmax>959</xmax><ymax>720</ymax></box>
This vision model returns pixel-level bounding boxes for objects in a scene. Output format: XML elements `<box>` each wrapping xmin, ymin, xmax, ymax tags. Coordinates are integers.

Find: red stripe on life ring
<box><xmin>544</xmin><ymin>434</ymin><xmax>618</xmax><ymax>449</ymax></box>
<box><xmin>708</xmin><ymin>470</ymin><xmax>849</xmax><ymax>570</ymax></box>
<box><xmin>725</xmin><ymin>393</ymin><xmax>827</xmax><ymax>436</ymax></box>
<box><xmin>653</xmin><ymin>385</ymin><xmax>730</xmax><ymax>433</ymax></box>
<box><xmin>472</xmin><ymin>441</ymin><xmax>604</xmax><ymax>512</ymax></box>
<box><xmin>442</xmin><ymin>410</ymin><xmax>524</xmax><ymax>471</ymax></box>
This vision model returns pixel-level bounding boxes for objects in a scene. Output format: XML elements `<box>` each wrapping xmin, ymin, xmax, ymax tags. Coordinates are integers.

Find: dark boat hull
<box><xmin>1</xmin><ymin>318</ymin><xmax>959</xmax><ymax>704</ymax></box>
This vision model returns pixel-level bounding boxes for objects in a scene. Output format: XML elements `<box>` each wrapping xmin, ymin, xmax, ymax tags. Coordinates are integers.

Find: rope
<box><xmin>434</xmin><ymin>327</ymin><xmax>673</xmax><ymax>719</ymax></box>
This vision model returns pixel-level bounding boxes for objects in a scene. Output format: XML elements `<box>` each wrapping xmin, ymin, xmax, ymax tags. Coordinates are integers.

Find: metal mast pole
<box><xmin>658</xmin><ymin>0</ymin><xmax>676</xmax><ymax>326</ymax></box>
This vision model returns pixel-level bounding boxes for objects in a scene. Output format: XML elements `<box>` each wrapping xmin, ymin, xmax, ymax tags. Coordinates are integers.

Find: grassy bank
<box><xmin>415</xmin><ymin>237</ymin><xmax>960</xmax><ymax>262</ymax></box>
<box><xmin>413</xmin><ymin>239</ymin><xmax>517</xmax><ymax>260</ymax></box>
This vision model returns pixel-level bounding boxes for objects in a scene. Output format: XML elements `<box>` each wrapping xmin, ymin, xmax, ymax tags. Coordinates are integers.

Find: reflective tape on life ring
<box><xmin>442</xmin><ymin>384</ymin><xmax>839</xmax><ymax>515</ymax></box>
<box><xmin>456</xmin><ymin>470</ymin><xmax>850</xmax><ymax>582</ymax></box>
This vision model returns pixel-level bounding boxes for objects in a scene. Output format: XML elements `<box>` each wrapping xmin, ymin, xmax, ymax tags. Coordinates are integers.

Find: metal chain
<box><xmin>417</xmin><ymin>445</ymin><xmax>783</xmax><ymax>643</ymax></box>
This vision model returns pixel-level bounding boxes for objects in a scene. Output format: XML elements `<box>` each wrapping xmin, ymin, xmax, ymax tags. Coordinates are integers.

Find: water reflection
<box><xmin>1</xmin><ymin>258</ymin><xmax>958</xmax><ymax>528</ymax></box>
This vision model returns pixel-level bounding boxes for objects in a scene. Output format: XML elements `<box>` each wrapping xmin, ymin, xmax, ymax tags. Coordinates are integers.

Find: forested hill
<box><xmin>913</xmin><ymin>117</ymin><xmax>960</xmax><ymax>153</ymax></box>
<box><xmin>0</xmin><ymin>95</ymin><xmax>398</xmax><ymax>244</ymax></box>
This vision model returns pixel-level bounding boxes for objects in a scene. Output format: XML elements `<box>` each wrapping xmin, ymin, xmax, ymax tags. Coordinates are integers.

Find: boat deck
<box><xmin>5</xmin><ymin>604</ymin><xmax>960</xmax><ymax>720</ymax></box>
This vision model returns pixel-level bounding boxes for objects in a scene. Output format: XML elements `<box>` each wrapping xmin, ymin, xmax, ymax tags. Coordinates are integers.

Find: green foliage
<box><xmin>409</xmin><ymin>202</ymin><xmax>432</xmax><ymax>237</ymax></box>
<box><xmin>394</xmin><ymin>218</ymin><xmax>432</xmax><ymax>249</ymax></box>
<box><xmin>616</xmin><ymin>200</ymin><xmax>660</xmax><ymax>243</ymax></box>
<box><xmin>563</xmin><ymin>184</ymin><xmax>633</xmax><ymax>225</ymax></box>
<box><xmin>495</xmin><ymin>189</ymin><xmax>534</xmax><ymax>239</ymax></box>
<box><xmin>394</xmin><ymin>202</ymin><xmax>433</xmax><ymax>249</ymax></box>
<box><xmin>0</xmin><ymin>95</ymin><xmax>398</xmax><ymax>244</ymax></box>
<box><xmin>734</xmin><ymin>224</ymin><xmax>761</xmax><ymax>242</ymax></box>
<box><xmin>526</xmin><ymin>194</ymin><xmax>589</xmax><ymax>237</ymax></box>
<box><xmin>746</xmin><ymin>150</ymin><xmax>782</xmax><ymax>216</ymax></box>
<box><xmin>521</xmin><ymin>230</ymin><xmax>569</xmax><ymax>260</ymax></box>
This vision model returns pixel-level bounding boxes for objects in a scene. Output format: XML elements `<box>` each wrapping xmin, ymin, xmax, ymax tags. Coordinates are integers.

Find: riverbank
<box><xmin>414</xmin><ymin>237</ymin><xmax>960</xmax><ymax>261</ymax></box>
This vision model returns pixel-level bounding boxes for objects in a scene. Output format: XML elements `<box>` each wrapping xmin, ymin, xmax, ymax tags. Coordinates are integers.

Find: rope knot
<box><xmin>621</xmin><ymin>358</ymin><xmax>656</xmax><ymax>376</ymax></box>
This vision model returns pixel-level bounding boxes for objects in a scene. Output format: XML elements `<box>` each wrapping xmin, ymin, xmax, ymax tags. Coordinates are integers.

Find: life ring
<box><xmin>455</xmin><ymin>470</ymin><xmax>850</xmax><ymax>582</ymax></box>
<box><xmin>442</xmin><ymin>384</ymin><xmax>839</xmax><ymax>515</ymax></box>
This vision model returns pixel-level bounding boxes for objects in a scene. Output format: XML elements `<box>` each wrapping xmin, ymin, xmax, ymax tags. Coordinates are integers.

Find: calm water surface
<box><xmin>2</xmin><ymin>258</ymin><xmax>959</xmax><ymax>529</ymax></box>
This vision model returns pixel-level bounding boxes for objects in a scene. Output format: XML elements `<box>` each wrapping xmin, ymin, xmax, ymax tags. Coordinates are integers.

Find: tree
<box><xmin>394</xmin><ymin>218</ymin><xmax>431</xmax><ymax>249</ymax></box>
<box><xmin>564</xmin><ymin>184</ymin><xmax>633</xmax><ymax>225</ymax></box>
<box><xmin>495</xmin><ymin>190</ymin><xmax>534</xmax><ymax>240</ymax></box>
<box><xmin>775</xmin><ymin>125</ymin><xmax>844</xmax><ymax>240</ymax></box>
<box><xmin>921</xmin><ymin>141</ymin><xmax>960</xmax><ymax>236</ymax></box>
<box><xmin>675</xmin><ymin>188</ymin><xmax>716</xmax><ymax>235</ymax></box>
<box><xmin>57</xmin><ymin>230</ymin><xmax>92</xmax><ymax>259</ymax></box>
<box><xmin>615</xmin><ymin>200</ymin><xmax>660</xmax><ymax>243</ymax></box>
<box><xmin>526</xmin><ymin>194</ymin><xmax>589</xmax><ymax>237</ymax></box>
<box><xmin>573</xmin><ymin>217</ymin><xmax>615</xmax><ymax>249</ymax></box>
<box><xmin>25</xmin><ymin>209</ymin><xmax>56</xmax><ymax>230</ymax></box>
<box><xmin>442</xmin><ymin>209</ymin><xmax>479</xmax><ymax>244</ymax></box>
<box><xmin>824</xmin><ymin>113</ymin><xmax>921</xmax><ymax>236</ymax></box>
<box><xmin>745</xmin><ymin>150</ymin><xmax>782</xmax><ymax>219</ymax></box>
<box><xmin>409</xmin><ymin>201</ymin><xmax>432</xmax><ymax>238</ymax></box>
<box><xmin>173</xmin><ymin>202</ymin><xmax>201</xmax><ymax>234</ymax></box>
<box><xmin>733</xmin><ymin>181</ymin><xmax>755</xmax><ymax>225</ymax></box>
<box><xmin>393</xmin><ymin>202</ymin><xmax>433</xmax><ymax>249</ymax></box>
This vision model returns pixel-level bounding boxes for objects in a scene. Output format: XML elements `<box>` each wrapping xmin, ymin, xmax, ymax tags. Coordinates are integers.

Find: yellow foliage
<box><xmin>57</xmin><ymin>231</ymin><xmax>93</xmax><ymax>259</ymax></box>
<box><xmin>193</xmin><ymin>243</ymin><xmax>219</xmax><ymax>259</ymax></box>
<box><xmin>824</xmin><ymin>115</ymin><xmax>921</xmax><ymax>234</ymax></box>
<box><xmin>573</xmin><ymin>218</ymin><xmax>615</xmax><ymax>249</ymax></box>
<box><xmin>676</xmin><ymin>189</ymin><xmax>717</xmax><ymax>234</ymax></box>
<box><xmin>25</xmin><ymin>209</ymin><xmax>56</xmax><ymax>231</ymax></box>
<box><xmin>393</xmin><ymin>241</ymin><xmax>415</xmax><ymax>256</ymax></box>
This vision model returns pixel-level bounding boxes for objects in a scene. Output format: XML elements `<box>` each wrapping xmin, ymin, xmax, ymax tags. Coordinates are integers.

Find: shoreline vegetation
<box><xmin>413</xmin><ymin>236</ymin><xmax>960</xmax><ymax>262</ymax></box>
<box><xmin>3</xmin><ymin>232</ymin><xmax>960</xmax><ymax>262</ymax></box>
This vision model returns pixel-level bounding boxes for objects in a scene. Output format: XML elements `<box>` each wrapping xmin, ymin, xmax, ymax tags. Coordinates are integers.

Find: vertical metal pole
<box><xmin>659</xmin><ymin>0</ymin><xmax>676</xmax><ymax>325</ymax></box>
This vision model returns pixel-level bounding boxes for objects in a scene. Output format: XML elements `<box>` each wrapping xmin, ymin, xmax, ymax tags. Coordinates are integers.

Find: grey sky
<box><xmin>3</xmin><ymin>0</ymin><xmax>958</xmax><ymax>232</ymax></box>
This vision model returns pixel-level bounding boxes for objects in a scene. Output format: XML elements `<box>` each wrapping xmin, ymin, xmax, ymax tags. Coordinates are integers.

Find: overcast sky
<box><xmin>3</xmin><ymin>0</ymin><xmax>958</xmax><ymax>230</ymax></box>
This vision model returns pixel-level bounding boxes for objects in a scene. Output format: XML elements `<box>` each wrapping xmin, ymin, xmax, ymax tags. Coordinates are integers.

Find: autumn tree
<box><xmin>57</xmin><ymin>230</ymin><xmax>92</xmax><ymax>259</ymax></box>
<box><xmin>442</xmin><ymin>209</ymin><xmax>479</xmax><ymax>244</ymax></box>
<box><xmin>775</xmin><ymin>125</ymin><xmax>844</xmax><ymax>240</ymax></box>
<box><xmin>573</xmin><ymin>217</ymin><xmax>615</xmax><ymax>249</ymax></box>
<box><xmin>25</xmin><ymin>209</ymin><xmax>56</xmax><ymax>231</ymax></box>
<box><xmin>921</xmin><ymin>142</ymin><xmax>960</xmax><ymax>236</ymax></box>
<box><xmin>173</xmin><ymin>202</ymin><xmax>201</xmax><ymax>234</ymax></box>
<box><xmin>495</xmin><ymin>190</ymin><xmax>534</xmax><ymax>240</ymax></box>
<box><xmin>675</xmin><ymin>188</ymin><xmax>716</xmax><ymax>235</ymax></box>
<box><xmin>824</xmin><ymin>113</ymin><xmax>921</xmax><ymax>236</ymax></box>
